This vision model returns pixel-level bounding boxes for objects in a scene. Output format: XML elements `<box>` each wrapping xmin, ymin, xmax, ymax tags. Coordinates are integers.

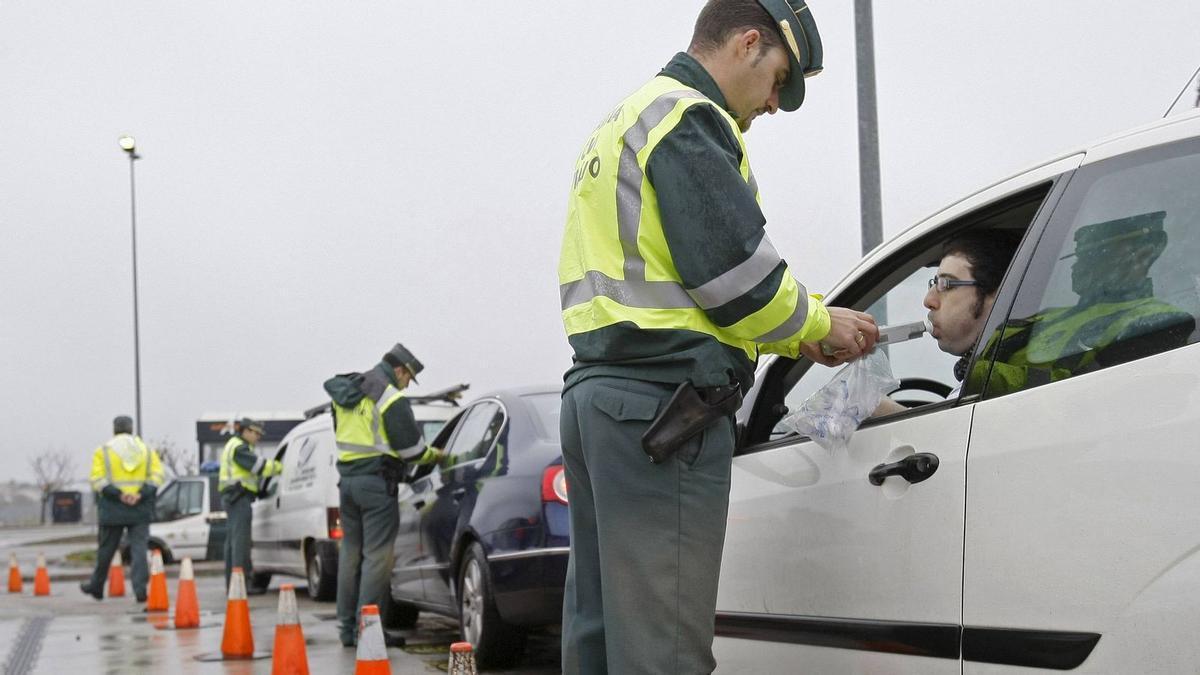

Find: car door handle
<box><xmin>869</xmin><ymin>453</ymin><xmax>940</xmax><ymax>486</ymax></box>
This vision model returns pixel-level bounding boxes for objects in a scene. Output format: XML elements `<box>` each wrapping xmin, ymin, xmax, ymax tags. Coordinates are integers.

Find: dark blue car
<box><xmin>389</xmin><ymin>385</ymin><xmax>567</xmax><ymax>668</ymax></box>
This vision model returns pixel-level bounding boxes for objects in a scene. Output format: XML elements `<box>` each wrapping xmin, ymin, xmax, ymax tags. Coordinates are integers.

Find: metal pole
<box><xmin>128</xmin><ymin>154</ymin><xmax>143</xmax><ymax>436</ymax></box>
<box><xmin>855</xmin><ymin>0</ymin><xmax>883</xmax><ymax>257</ymax></box>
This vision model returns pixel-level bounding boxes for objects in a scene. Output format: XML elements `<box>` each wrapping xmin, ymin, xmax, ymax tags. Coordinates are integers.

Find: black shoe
<box><xmin>135</xmin><ymin>592</ymin><xmax>147</xmax><ymax>603</ymax></box>
<box><xmin>79</xmin><ymin>582</ymin><xmax>103</xmax><ymax>601</ymax></box>
<box><xmin>383</xmin><ymin>632</ymin><xmax>406</xmax><ymax>649</ymax></box>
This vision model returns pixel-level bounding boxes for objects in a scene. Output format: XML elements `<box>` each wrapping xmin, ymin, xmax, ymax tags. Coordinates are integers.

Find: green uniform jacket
<box><xmin>325</xmin><ymin>361</ymin><xmax>424</xmax><ymax>477</ymax></box>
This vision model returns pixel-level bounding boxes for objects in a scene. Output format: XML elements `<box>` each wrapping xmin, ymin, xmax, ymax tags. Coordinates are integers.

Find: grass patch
<box><xmin>64</xmin><ymin>549</ymin><xmax>96</xmax><ymax>565</ymax></box>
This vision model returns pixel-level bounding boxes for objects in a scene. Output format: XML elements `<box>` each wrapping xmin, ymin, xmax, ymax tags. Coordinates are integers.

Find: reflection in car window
<box><xmin>524</xmin><ymin>393</ymin><xmax>562</xmax><ymax>442</ymax></box>
<box><xmin>980</xmin><ymin>140</ymin><xmax>1200</xmax><ymax>397</ymax></box>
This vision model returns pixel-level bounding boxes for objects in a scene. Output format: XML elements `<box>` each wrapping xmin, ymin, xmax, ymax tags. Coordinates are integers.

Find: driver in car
<box><xmin>874</xmin><ymin>230</ymin><xmax>1022</xmax><ymax>415</ymax></box>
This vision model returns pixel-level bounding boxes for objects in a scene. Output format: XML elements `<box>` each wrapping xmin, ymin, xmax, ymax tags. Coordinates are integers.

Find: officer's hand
<box><xmin>808</xmin><ymin>307</ymin><xmax>879</xmax><ymax>363</ymax></box>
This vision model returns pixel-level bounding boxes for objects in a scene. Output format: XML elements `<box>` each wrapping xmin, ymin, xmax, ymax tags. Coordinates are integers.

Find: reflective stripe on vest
<box><xmin>558</xmin><ymin>76</ymin><xmax>818</xmax><ymax>360</ymax></box>
<box><xmin>219</xmin><ymin>436</ymin><xmax>262</xmax><ymax>493</ymax></box>
<box><xmin>334</xmin><ymin>384</ymin><xmax>417</xmax><ymax>463</ymax></box>
<box><xmin>93</xmin><ymin>439</ymin><xmax>151</xmax><ymax>494</ymax></box>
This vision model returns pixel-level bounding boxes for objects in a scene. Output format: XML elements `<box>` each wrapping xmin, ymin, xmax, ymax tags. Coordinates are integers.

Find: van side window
<box><xmin>980</xmin><ymin>139</ymin><xmax>1200</xmax><ymax>397</ymax></box>
<box><xmin>181</xmin><ymin>481</ymin><xmax>204</xmax><ymax>516</ymax></box>
<box><xmin>155</xmin><ymin>481</ymin><xmax>180</xmax><ymax>521</ymax></box>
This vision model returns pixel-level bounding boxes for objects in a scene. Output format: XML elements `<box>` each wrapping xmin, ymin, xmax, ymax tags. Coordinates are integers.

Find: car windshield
<box><xmin>523</xmin><ymin>392</ymin><xmax>561</xmax><ymax>442</ymax></box>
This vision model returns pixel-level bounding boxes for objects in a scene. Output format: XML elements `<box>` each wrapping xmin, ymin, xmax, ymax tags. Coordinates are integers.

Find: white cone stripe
<box><xmin>180</xmin><ymin>557</ymin><xmax>194</xmax><ymax>581</ymax></box>
<box><xmin>276</xmin><ymin>587</ymin><xmax>300</xmax><ymax>626</ymax></box>
<box><xmin>112</xmin><ymin>550</ymin><xmax>123</xmax><ymax>566</ymax></box>
<box><xmin>8</xmin><ymin>554</ymin><xmax>16</xmax><ymax>568</ymax></box>
<box><xmin>227</xmin><ymin>569</ymin><xmax>247</xmax><ymax>600</ymax></box>
<box><xmin>150</xmin><ymin>550</ymin><xmax>164</xmax><ymax>575</ymax></box>
<box><xmin>356</xmin><ymin>613</ymin><xmax>388</xmax><ymax>661</ymax></box>
<box><xmin>36</xmin><ymin>553</ymin><xmax>46</xmax><ymax>567</ymax></box>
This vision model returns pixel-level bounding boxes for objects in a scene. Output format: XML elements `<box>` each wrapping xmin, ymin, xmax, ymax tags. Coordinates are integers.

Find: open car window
<box><xmin>741</xmin><ymin>184</ymin><xmax>1055</xmax><ymax>451</ymax></box>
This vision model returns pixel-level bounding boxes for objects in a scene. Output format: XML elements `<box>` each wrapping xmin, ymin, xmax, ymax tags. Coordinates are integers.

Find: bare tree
<box><xmin>150</xmin><ymin>436</ymin><xmax>197</xmax><ymax>477</ymax></box>
<box><xmin>29</xmin><ymin>450</ymin><xmax>76</xmax><ymax>525</ymax></box>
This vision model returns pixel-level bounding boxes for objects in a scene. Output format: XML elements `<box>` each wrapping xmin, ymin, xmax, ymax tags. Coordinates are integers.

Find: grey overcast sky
<box><xmin>2</xmin><ymin>2</ymin><xmax>1197</xmax><ymax>481</ymax></box>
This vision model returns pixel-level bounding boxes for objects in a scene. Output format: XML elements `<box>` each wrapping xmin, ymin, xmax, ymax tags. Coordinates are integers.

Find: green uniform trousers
<box><xmin>337</xmin><ymin>473</ymin><xmax>399</xmax><ymax>644</ymax></box>
<box><xmin>560</xmin><ymin>376</ymin><xmax>735</xmax><ymax>675</ymax></box>
<box><xmin>221</xmin><ymin>491</ymin><xmax>254</xmax><ymax>589</ymax></box>
<box><xmin>87</xmin><ymin>522</ymin><xmax>149</xmax><ymax>598</ymax></box>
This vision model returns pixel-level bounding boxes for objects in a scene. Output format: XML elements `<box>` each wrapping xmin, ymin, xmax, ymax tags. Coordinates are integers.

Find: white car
<box><xmin>250</xmin><ymin>385</ymin><xmax>465</xmax><ymax>600</ymax></box>
<box><xmin>714</xmin><ymin>108</ymin><xmax>1200</xmax><ymax>673</ymax></box>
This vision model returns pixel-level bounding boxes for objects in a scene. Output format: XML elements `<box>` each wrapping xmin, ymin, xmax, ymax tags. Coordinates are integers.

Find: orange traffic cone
<box><xmin>7</xmin><ymin>553</ymin><xmax>21</xmax><ymax>593</ymax></box>
<box><xmin>33</xmin><ymin>553</ymin><xmax>50</xmax><ymax>596</ymax></box>
<box><xmin>448</xmin><ymin>642</ymin><xmax>478</xmax><ymax>674</ymax></box>
<box><xmin>354</xmin><ymin>605</ymin><xmax>391</xmax><ymax>675</ymax></box>
<box><xmin>221</xmin><ymin>566</ymin><xmax>255</xmax><ymax>659</ymax></box>
<box><xmin>108</xmin><ymin>550</ymin><xmax>126</xmax><ymax>598</ymax></box>
<box><xmin>270</xmin><ymin>584</ymin><xmax>309</xmax><ymax>675</ymax></box>
<box><xmin>174</xmin><ymin>557</ymin><xmax>200</xmax><ymax>629</ymax></box>
<box><xmin>146</xmin><ymin>549</ymin><xmax>169</xmax><ymax>611</ymax></box>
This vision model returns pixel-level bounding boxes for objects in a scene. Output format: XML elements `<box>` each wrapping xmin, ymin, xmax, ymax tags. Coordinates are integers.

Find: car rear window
<box><xmin>524</xmin><ymin>393</ymin><xmax>562</xmax><ymax>442</ymax></box>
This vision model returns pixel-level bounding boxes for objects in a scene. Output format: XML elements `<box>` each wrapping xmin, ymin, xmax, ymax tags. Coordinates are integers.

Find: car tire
<box><xmin>250</xmin><ymin>571</ymin><xmax>272</xmax><ymax>590</ymax></box>
<box><xmin>305</xmin><ymin>543</ymin><xmax>337</xmax><ymax>601</ymax></box>
<box><xmin>149</xmin><ymin>541</ymin><xmax>172</xmax><ymax>565</ymax></box>
<box><xmin>384</xmin><ymin>595</ymin><xmax>420</xmax><ymax>630</ymax></box>
<box><xmin>457</xmin><ymin>542</ymin><xmax>526</xmax><ymax>669</ymax></box>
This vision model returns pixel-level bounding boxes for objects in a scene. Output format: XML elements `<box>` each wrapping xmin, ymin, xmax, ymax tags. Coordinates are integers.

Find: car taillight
<box><xmin>327</xmin><ymin>507</ymin><xmax>343</xmax><ymax>539</ymax></box>
<box><xmin>541</xmin><ymin>465</ymin><xmax>568</xmax><ymax>504</ymax></box>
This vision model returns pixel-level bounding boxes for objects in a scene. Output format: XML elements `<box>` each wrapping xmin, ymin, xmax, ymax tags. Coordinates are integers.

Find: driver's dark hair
<box><xmin>690</xmin><ymin>0</ymin><xmax>783</xmax><ymax>57</ymax></box>
<box><xmin>942</xmin><ymin>230</ymin><xmax>1023</xmax><ymax>316</ymax></box>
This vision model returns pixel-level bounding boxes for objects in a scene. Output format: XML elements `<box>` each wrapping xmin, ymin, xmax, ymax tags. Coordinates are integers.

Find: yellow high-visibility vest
<box><xmin>333</xmin><ymin>385</ymin><xmax>431</xmax><ymax>463</ymax></box>
<box><xmin>219</xmin><ymin>436</ymin><xmax>279</xmax><ymax>493</ymax></box>
<box><xmin>559</xmin><ymin>75</ymin><xmax>828</xmax><ymax>361</ymax></box>
<box><xmin>90</xmin><ymin>434</ymin><xmax>163</xmax><ymax>495</ymax></box>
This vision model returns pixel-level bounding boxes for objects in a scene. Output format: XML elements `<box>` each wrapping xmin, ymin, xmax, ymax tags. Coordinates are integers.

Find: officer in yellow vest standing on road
<box><xmin>81</xmin><ymin>415</ymin><xmax>163</xmax><ymax>603</ymax></box>
<box><xmin>218</xmin><ymin>417</ymin><xmax>281</xmax><ymax>591</ymax></box>
<box><xmin>557</xmin><ymin>1</ymin><xmax>879</xmax><ymax>671</ymax></box>
<box><xmin>324</xmin><ymin>342</ymin><xmax>441</xmax><ymax>648</ymax></box>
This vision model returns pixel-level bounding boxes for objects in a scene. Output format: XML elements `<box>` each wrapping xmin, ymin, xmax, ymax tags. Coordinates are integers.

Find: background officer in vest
<box><xmin>324</xmin><ymin>342</ymin><xmax>441</xmax><ymax>648</ymax></box>
<box><xmin>219</xmin><ymin>417</ymin><xmax>281</xmax><ymax>590</ymax></box>
<box><xmin>557</xmin><ymin>1</ymin><xmax>878</xmax><ymax>672</ymax></box>
<box><xmin>81</xmin><ymin>415</ymin><xmax>163</xmax><ymax>602</ymax></box>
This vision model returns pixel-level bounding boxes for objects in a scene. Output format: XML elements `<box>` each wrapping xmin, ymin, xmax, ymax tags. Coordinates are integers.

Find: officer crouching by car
<box><xmin>218</xmin><ymin>417</ymin><xmax>281</xmax><ymax>592</ymax></box>
<box><xmin>324</xmin><ymin>342</ymin><xmax>442</xmax><ymax>648</ymax></box>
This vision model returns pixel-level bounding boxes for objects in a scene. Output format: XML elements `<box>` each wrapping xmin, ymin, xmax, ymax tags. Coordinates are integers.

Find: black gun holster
<box><xmin>641</xmin><ymin>381</ymin><xmax>742</xmax><ymax>464</ymax></box>
<box><xmin>378</xmin><ymin>457</ymin><xmax>405</xmax><ymax>497</ymax></box>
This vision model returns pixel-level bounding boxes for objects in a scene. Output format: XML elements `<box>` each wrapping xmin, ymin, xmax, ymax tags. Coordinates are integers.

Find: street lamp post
<box><xmin>118</xmin><ymin>135</ymin><xmax>143</xmax><ymax>436</ymax></box>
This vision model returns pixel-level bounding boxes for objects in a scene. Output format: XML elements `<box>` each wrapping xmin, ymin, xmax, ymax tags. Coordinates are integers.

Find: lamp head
<box><xmin>118</xmin><ymin>135</ymin><xmax>137</xmax><ymax>154</ymax></box>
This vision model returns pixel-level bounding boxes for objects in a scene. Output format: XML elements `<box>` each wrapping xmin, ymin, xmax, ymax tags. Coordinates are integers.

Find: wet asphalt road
<box><xmin>0</xmin><ymin>566</ymin><xmax>561</xmax><ymax>673</ymax></box>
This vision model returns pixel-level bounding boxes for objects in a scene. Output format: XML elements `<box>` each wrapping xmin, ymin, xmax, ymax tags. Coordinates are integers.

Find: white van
<box><xmin>122</xmin><ymin>470</ymin><xmax>226</xmax><ymax>564</ymax></box>
<box><xmin>250</xmin><ymin>385</ymin><xmax>465</xmax><ymax>599</ymax></box>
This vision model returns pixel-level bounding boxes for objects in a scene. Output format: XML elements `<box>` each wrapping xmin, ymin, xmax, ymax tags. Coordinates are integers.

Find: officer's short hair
<box><xmin>942</xmin><ymin>230</ymin><xmax>1023</xmax><ymax>317</ymax></box>
<box><xmin>690</xmin><ymin>0</ymin><xmax>783</xmax><ymax>58</ymax></box>
<box><xmin>113</xmin><ymin>415</ymin><xmax>134</xmax><ymax>434</ymax></box>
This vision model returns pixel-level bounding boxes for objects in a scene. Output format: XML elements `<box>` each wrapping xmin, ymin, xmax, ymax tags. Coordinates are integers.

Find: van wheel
<box><xmin>384</xmin><ymin>595</ymin><xmax>420</xmax><ymax>630</ymax></box>
<box><xmin>458</xmin><ymin>542</ymin><xmax>526</xmax><ymax>669</ymax></box>
<box><xmin>306</xmin><ymin>545</ymin><xmax>336</xmax><ymax>601</ymax></box>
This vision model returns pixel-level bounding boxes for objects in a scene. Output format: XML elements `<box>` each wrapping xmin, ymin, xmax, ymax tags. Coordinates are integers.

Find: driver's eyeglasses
<box><xmin>928</xmin><ymin>276</ymin><xmax>982</xmax><ymax>293</ymax></box>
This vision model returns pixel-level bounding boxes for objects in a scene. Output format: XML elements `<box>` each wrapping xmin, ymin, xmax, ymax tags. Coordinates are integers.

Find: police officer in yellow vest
<box><xmin>324</xmin><ymin>342</ymin><xmax>441</xmax><ymax>648</ymax></box>
<box><xmin>557</xmin><ymin>1</ymin><xmax>879</xmax><ymax>672</ymax></box>
<box><xmin>81</xmin><ymin>415</ymin><xmax>163</xmax><ymax>602</ymax></box>
<box><xmin>976</xmin><ymin>212</ymin><xmax>1194</xmax><ymax>396</ymax></box>
<box><xmin>219</xmin><ymin>417</ymin><xmax>281</xmax><ymax>590</ymax></box>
